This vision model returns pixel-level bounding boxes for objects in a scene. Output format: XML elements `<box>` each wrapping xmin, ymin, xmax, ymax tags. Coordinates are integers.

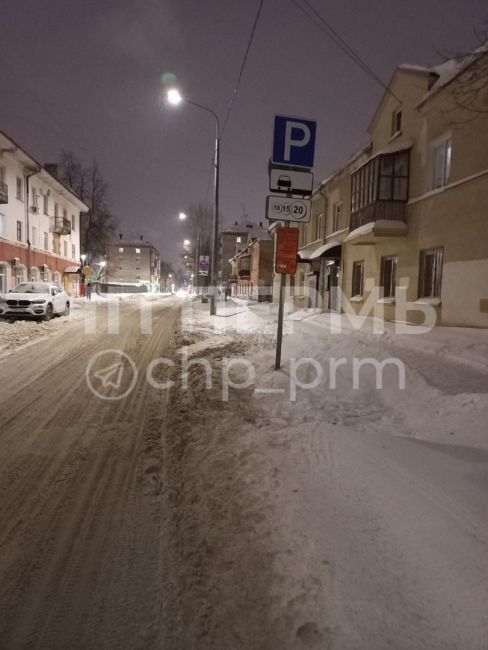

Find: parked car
<box><xmin>0</xmin><ymin>282</ymin><xmax>70</xmax><ymax>321</ymax></box>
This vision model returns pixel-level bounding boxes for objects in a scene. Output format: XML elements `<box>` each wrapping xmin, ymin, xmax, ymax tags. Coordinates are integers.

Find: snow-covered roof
<box><xmin>417</xmin><ymin>41</ymin><xmax>488</xmax><ymax>106</ymax></box>
<box><xmin>353</xmin><ymin>140</ymin><xmax>413</xmax><ymax>174</ymax></box>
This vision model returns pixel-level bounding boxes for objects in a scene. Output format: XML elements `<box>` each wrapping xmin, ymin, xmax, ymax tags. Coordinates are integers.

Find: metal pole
<box><xmin>275</xmin><ymin>272</ymin><xmax>286</xmax><ymax>370</ymax></box>
<box><xmin>210</xmin><ymin>121</ymin><xmax>219</xmax><ymax>316</ymax></box>
<box><xmin>183</xmin><ymin>99</ymin><xmax>220</xmax><ymax>315</ymax></box>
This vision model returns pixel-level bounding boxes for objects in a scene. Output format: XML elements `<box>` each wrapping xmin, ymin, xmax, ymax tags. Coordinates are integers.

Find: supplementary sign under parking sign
<box><xmin>266</xmin><ymin>196</ymin><xmax>311</xmax><ymax>223</ymax></box>
<box><xmin>275</xmin><ymin>227</ymin><xmax>299</xmax><ymax>275</ymax></box>
<box><xmin>272</xmin><ymin>115</ymin><xmax>317</xmax><ymax>169</ymax></box>
<box><xmin>269</xmin><ymin>167</ymin><xmax>313</xmax><ymax>196</ymax></box>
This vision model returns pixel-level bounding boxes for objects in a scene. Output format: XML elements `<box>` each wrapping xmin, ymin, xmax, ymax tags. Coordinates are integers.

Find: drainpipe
<box><xmin>318</xmin><ymin>184</ymin><xmax>329</xmax><ymax>308</ymax></box>
<box><xmin>24</xmin><ymin>165</ymin><xmax>41</xmax><ymax>279</ymax></box>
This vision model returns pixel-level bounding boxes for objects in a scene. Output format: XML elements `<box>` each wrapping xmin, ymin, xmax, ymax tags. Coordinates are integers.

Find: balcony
<box><xmin>50</xmin><ymin>217</ymin><xmax>72</xmax><ymax>235</ymax></box>
<box><xmin>347</xmin><ymin>201</ymin><xmax>407</xmax><ymax>244</ymax></box>
<box><xmin>0</xmin><ymin>180</ymin><xmax>8</xmax><ymax>204</ymax></box>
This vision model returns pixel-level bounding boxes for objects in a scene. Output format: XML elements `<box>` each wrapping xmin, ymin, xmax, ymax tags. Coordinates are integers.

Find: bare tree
<box><xmin>58</xmin><ymin>151</ymin><xmax>118</xmax><ymax>258</ymax></box>
<box><xmin>436</xmin><ymin>29</ymin><xmax>488</xmax><ymax>121</ymax></box>
<box><xmin>160</xmin><ymin>260</ymin><xmax>175</xmax><ymax>290</ymax></box>
<box><xmin>182</xmin><ymin>202</ymin><xmax>213</xmax><ymax>281</ymax></box>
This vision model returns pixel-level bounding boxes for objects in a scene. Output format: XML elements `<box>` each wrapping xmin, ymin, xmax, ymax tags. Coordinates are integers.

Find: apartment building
<box><xmin>0</xmin><ymin>130</ymin><xmax>88</xmax><ymax>295</ymax></box>
<box><xmin>295</xmin><ymin>46</ymin><xmax>488</xmax><ymax>327</ymax></box>
<box><xmin>105</xmin><ymin>236</ymin><xmax>161</xmax><ymax>291</ymax></box>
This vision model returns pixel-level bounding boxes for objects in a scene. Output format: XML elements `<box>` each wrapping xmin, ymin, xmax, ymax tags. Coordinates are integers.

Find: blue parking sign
<box><xmin>272</xmin><ymin>115</ymin><xmax>317</xmax><ymax>169</ymax></box>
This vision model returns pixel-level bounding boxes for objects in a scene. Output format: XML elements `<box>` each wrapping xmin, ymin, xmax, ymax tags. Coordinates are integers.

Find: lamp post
<box><xmin>80</xmin><ymin>254</ymin><xmax>87</xmax><ymax>297</ymax></box>
<box><xmin>167</xmin><ymin>89</ymin><xmax>220</xmax><ymax>315</ymax></box>
<box><xmin>179</xmin><ymin>211</ymin><xmax>201</xmax><ymax>294</ymax></box>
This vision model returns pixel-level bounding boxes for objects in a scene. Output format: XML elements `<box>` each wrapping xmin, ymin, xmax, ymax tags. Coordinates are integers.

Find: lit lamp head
<box><xmin>167</xmin><ymin>89</ymin><xmax>183</xmax><ymax>106</ymax></box>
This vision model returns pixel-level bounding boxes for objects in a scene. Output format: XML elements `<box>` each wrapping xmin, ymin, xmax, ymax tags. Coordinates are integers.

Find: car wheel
<box><xmin>43</xmin><ymin>304</ymin><xmax>53</xmax><ymax>321</ymax></box>
<box><xmin>63</xmin><ymin>302</ymin><xmax>70</xmax><ymax>317</ymax></box>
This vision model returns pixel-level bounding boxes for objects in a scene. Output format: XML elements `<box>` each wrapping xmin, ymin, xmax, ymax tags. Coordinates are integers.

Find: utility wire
<box><xmin>290</xmin><ymin>0</ymin><xmax>400</xmax><ymax>101</ymax></box>
<box><xmin>220</xmin><ymin>0</ymin><xmax>265</xmax><ymax>140</ymax></box>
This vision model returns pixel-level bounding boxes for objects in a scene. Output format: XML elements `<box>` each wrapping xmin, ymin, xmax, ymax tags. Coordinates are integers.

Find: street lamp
<box><xmin>167</xmin><ymin>88</ymin><xmax>220</xmax><ymax>315</ymax></box>
<box><xmin>178</xmin><ymin>212</ymin><xmax>187</xmax><ymax>221</ymax></box>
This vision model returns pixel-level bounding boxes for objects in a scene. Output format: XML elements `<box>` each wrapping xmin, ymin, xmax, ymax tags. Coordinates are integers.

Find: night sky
<box><xmin>2</xmin><ymin>0</ymin><xmax>486</xmax><ymax>267</ymax></box>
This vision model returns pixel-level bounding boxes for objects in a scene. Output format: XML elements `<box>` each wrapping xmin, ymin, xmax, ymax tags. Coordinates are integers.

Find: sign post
<box><xmin>268</xmin><ymin>114</ymin><xmax>317</xmax><ymax>370</ymax></box>
<box><xmin>274</xmin><ymin>226</ymin><xmax>299</xmax><ymax>370</ymax></box>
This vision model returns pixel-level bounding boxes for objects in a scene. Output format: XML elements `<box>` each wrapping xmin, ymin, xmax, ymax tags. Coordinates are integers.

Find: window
<box><xmin>332</xmin><ymin>202</ymin><xmax>342</xmax><ymax>232</ymax></box>
<box><xmin>63</xmin><ymin>207</ymin><xmax>67</xmax><ymax>220</ymax></box>
<box><xmin>351</xmin><ymin>151</ymin><xmax>409</xmax><ymax>213</ymax></box>
<box><xmin>16</xmin><ymin>177</ymin><xmax>23</xmax><ymax>201</ymax></box>
<box><xmin>72</xmin><ymin>244</ymin><xmax>76</xmax><ymax>259</ymax></box>
<box><xmin>380</xmin><ymin>256</ymin><xmax>397</xmax><ymax>299</ymax></box>
<box><xmin>391</xmin><ymin>110</ymin><xmax>402</xmax><ymax>135</ymax></box>
<box><xmin>135</xmin><ymin>275</ymin><xmax>141</xmax><ymax>281</ymax></box>
<box><xmin>54</xmin><ymin>202</ymin><xmax>59</xmax><ymax>218</ymax></box>
<box><xmin>0</xmin><ymin>166</ymin><xmax>5</xmax><ymax>182</ymax></box>
<box><xmin>32</xmin><ymin>226</ymin><xmax>38</xmax><ymax>247</ymax></box>
<box><xmin>64</xmin><ymin>240</ymin><xmax>68</xmax><ymax>257</ymax></box>
<box><xmin>135</xmin><ymin>247</ymin><xmax>141</xmax><ymax>254</ymax></box>
<box><xmin>71</xmin><ymin>215</ymin><xmax>76</xmax><ymax>231</ymax></box>
<box><xmin>379</xmin><ymin>152</ymin><xmax>409</xmax><ymax>201</ymax></box>
<box><xmin>316</xmin><ymin>213</ymin><xmax>324</xmax><ymax>240</ymax></box>
<box><xmin>236</xmin><ymin>236</ymin><xmax>242</xmax><ymax>243</ymax></box>
<box><xmin>351</xmin><ymin>261</ymin><xmax>364</xmax><ymax>297</ymax></box>
<box><xmin>433</xmin><ymin>138</ymin><xmax>452</xmax><ymax>189</ymax></box>
<box><xmin>44</xmin><ymin>232</ymin><xmax>49</xmax><ymax>250</ymax></box>
<box><xmin>43</xmin><ymin>194</ymin><xmax>49</xmax><ymax>214</ymax></box>
<box><xmin>119</xmin><ymin>247</ymin><xmax>124</xmax><ymax>253</ymax></box>
<box><xmin>53</xmin><ymin>234</ymin><xmax>60</xmax><ymax>255</ymax></box>
<box><xmin>418</xmin><ymin>247</ymin><xmax>443</xmax><ymax>299</ymax></box>
<box><xmin>0</xmin><ymin>263</ymin><xmax>8</xmax><ymax>293</ymax></box>
<box><xmin>0</xmin><ymin>213</ymin><xmax>6</xmax><ymax>237</ymax></box>
<box><xmin>16</xmin><ymin>220</ymin><xmax>22</xmax><ymax>242</ymax></box>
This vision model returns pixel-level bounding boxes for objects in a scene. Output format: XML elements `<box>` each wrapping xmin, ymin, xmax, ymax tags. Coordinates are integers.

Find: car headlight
<box><xmin>31</xmin><ymin>299</ymin><xmax>47</xmax><ymax>304</ymax></box>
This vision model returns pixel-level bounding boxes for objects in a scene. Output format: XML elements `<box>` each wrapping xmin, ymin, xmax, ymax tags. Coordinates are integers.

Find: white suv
<box><xmin>0</xmin><ymin>282</ymin><xmax>70</xmax><ymax>321</ymax></box>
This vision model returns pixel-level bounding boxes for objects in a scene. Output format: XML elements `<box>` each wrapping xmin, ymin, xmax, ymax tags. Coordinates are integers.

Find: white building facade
<box><xmin>0</xmin><ymin>130</ymin><xmax>88</xmax><ymax>295</ymax></box>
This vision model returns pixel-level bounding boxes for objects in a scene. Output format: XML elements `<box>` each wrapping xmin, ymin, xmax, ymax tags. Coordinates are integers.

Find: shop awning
<box><xmin>63</xmin><ymin>266</ymin><xmax>80</xmax><ymax>274</ymax></box>
<box><xmin>309</xmin><ymin>241</ymin><xmax>342</xmax><ymax>260</ymax></box>
<box><xmin>298</xmin><ymin>241</ymin><xmax>342</xmax><ymax>261</ymax></box>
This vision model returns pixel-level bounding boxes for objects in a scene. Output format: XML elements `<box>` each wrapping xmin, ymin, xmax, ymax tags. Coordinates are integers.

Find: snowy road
<box><xmin>0</xmin><ymin>298</ymin><xmax>180</xmax><ymax>649</ymax></box>
<box><xmin>0</xmin><ymin>298</ymin><xmax>487</xmax><ymax>649</ymax></box>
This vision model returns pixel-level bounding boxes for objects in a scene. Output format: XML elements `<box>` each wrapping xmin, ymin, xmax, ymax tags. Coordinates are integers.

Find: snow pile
<box><xmin>159</xmin><ymin>302</ymin><xmax>487</xmax><ymax>648</ymax></box>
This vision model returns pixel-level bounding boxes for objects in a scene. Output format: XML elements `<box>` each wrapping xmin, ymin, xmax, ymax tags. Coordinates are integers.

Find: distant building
<box><xmin>0</xmin><ymin>130</ymin><xmax>88</xmax><ymax>295</ymax></box>
<box><xmin>105</xmin><ymin>236</ymin><xmax>161</xmax><ymax>291</ymax></box>
<box><xmin>229</xmin><ymin>225</ymin><xmax>273</xmax><ymax>302</ymax></box>
<box><xmin>219</xmin><ymin>220</ymin><xmax>269</xmax><ymax>282</ymax></box>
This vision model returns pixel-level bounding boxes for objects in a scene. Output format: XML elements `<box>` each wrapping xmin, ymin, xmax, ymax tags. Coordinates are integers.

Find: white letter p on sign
<box><xmin>284</xmin><ymin>121</ymin><xmax>311</xmax><ymax>162</ymax></box>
